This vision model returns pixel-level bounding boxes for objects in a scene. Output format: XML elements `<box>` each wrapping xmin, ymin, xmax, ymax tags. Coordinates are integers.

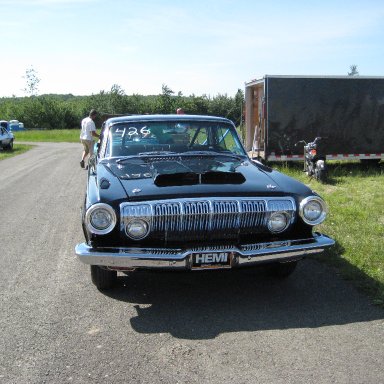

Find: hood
<box><xmin>99</xmin><ymin>155</ymin><xmax>311</xmax><ymax>200</ymax></box>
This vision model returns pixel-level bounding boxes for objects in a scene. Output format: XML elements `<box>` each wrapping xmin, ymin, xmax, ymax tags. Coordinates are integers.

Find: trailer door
<box><xmin>245</xmin><ymin>81</ymin><xmax>266</xmax><ymax>159</ymax></box>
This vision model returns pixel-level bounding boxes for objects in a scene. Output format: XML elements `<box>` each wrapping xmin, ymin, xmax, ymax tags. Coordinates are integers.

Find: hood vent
<box><xmin>154</xmin><ymin>171</ymin><xmax>245</xmax><ymax>187</ymax></box>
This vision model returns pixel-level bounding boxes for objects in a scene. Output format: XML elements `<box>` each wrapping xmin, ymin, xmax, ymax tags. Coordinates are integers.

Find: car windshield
<box><xmin>105</xmin><ymin>120</ymin><xmax>247</xmax><ymax>158</ymax></box>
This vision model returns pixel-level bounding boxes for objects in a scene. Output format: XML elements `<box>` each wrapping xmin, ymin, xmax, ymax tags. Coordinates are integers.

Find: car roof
<box><xmin>105</xmin><ymin>114</ymin><xmax>234</xmax><ymax>125</ymax></box>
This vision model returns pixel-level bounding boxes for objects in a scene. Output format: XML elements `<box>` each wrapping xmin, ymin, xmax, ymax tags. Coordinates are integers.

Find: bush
<box><xmin>0</xmin><ymin>85</ymin><xmax>244</xmax><ymax>129</ymax></box>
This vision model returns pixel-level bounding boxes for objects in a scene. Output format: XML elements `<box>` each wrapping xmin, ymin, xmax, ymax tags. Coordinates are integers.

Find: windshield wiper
<box><xmin>182</xmin><ymin>151</ymin><xmax>246</xmax><ymax>161</ymax></box>
<box><xmin>114</xmin><ymin>156</ymin><xmax>142</xmax><ymax>164</ymax></box>
<box><xmin>115</xmin><ymin>151</ymin><xmax>180</xmax><ymax>164</ymax></box>
<box><xmin>138</xmin><ymin>151</ymin><xmax>179</xmax><ymax>156</ymax></box>
<box><xmin>114</xmin><ymin>150</ymin><xmax>246</xmax><ymax>164</ymax></box>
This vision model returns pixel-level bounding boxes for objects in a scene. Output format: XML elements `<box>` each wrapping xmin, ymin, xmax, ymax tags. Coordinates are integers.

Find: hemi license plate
<box><xmin>191</xmin><ymin>252</ymin><xmax>232</xmax><ymax>270</ymax></box>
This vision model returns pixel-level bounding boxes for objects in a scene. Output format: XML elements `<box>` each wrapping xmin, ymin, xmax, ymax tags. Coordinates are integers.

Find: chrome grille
<box><xmin>239</xmin><ymin>200</ymin><xmax>266</xmax><ymax>229</ymax></box>
<box><xmin>120</xmin><ymin>197</ymin><xmax>295</xmax><ymax>242</ymax></box>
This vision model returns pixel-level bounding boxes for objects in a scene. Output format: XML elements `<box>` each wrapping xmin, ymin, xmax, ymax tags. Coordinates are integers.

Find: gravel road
<box><xmin>0</xmin><ymin>142</ymin><xmax>383</xmax><ymax>384</ymax></box>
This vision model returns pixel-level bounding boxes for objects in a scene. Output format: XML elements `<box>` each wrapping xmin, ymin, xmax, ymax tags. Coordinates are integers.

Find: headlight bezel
<box><xmin>85</xmin><ymin>203</ymin><xmax>117</xmax><ymax>235</ymax></box>
<box><xmin>125</xmin><ymin>218</ymin><xmax>150</xmax><ymax>240</ymax></box>
<box><xmin>299</xmin><ymin>196</ymin><xmax>327</xmax><ymax>225</ymax></box>
<box><xmin>267</xmin><ymin>211</ymin><xmax>290</xmax><ymax>233</ymax></box>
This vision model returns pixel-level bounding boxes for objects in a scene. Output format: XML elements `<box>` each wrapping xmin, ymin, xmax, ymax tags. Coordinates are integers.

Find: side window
<box><xmin>99</xmin><ymin>125</ymin><xmax>109</xmax><ymax>157</ymax></box>
<box><xmin>189</xmin><ymin>126</ymin><xmax>209</xmax><ymax>147</ymax></box>
<box><xmin>216</xmin><ymin>126</ymin><xmax>243</xmax><ymax>154</ymax></box>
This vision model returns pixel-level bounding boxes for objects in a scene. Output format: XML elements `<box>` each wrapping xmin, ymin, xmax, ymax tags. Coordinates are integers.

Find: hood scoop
<box><xmin>154</xmin><ymin>171</ymin><xmax>245</xmax><ymax>187</ymax></box>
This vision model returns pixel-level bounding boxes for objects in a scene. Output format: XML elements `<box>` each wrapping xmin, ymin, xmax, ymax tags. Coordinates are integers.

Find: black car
<box><xmin>75</xmin><ymin>114</ymin><xmax>334</xmax><ymax>290</ymax></box>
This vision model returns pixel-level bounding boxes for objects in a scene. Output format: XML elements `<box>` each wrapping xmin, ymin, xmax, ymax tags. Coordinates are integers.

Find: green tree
<box><xmin>348</xmin><ymin>65</ymin><xmax>359</xmax><ymax>76</ymax></box>
<box><xmin>0</xmin><ymin>87</ymin><xmax>247</xmax><ymax>129</ymax></box>
<box><xmin>22</xmin><ymin>66</ymin><xmax>41</xmax><ymax>96</ymax></box>
<box><xmin>234</xmin><ymin>88</ymin><xmax>245</xmax><ymax>126</ymax></box>
<box><xmin>158</xmin><ymin>84</ymin><xmax>175</xmax><ymax>113</ymax></box>
<box><xmin>108</xmin><ymin>84</ymin><xmax>126</xmax><ymax>114</ymax></box>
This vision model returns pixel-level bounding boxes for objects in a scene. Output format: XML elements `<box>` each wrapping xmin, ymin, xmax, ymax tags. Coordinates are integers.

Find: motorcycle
<box><xmin>295</xmin><ymin>137</ymin><xmax>327</xmax><ymax>183</ymax></box>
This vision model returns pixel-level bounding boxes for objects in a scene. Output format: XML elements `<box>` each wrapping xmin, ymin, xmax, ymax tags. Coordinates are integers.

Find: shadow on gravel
<box><xmin>104</xmin><ymin>257</ymin><xmax>384</xmax><ymax>340</ymax></box>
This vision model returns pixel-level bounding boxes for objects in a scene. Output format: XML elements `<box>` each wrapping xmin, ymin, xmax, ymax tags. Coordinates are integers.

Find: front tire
<box><xmin>306</xmin><ymin>161</ymin><xmax>315</xmax><ymax>177</ymax></box>
<box><xmin>4</xmin><ymin>140</ymin><xmax>13</xmax><ymax>151</ymax></box>
<box><xmin>90</xmin><ymin>265</ymin><xmax>117</xmax><ymax>290</ymax></box>
<box><xmin>268</xmin><ymin>260</ymin><xmax>298</xmax><ymax>278</ymax></box>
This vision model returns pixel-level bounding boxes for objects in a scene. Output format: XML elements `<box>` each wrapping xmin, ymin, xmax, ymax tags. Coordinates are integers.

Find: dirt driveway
<box><xmin>0</xmin><ymin>142</ymin><xmax>383</xmax><ymax>383</ymax></box>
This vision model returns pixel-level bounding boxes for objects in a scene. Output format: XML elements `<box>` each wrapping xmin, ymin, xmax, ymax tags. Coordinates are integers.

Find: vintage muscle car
<box><xmin>75</xmin><ymin>114</ymin><xmax>334</xmax><ymax>290</ymax></box>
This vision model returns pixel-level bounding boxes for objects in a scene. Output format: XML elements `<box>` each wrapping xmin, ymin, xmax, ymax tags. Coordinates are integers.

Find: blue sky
<box><xmin>1</xmin><ymin>0</ymin><xmax>383</xmax><ymax>97</ymax></box>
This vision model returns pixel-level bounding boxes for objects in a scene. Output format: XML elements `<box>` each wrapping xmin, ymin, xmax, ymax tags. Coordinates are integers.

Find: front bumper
<box><xmin>75</xmin><ymin>233</ymin><xmax>335</xmax><ymax>271</ymax></box>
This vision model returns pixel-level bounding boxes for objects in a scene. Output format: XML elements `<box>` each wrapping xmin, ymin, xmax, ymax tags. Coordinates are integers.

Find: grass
<box><xmin>272</xmin><ymin>161</ymin><xmax>384</xmax><ymax>306</ymax></box>
<box><xmin>13</xmin><ymin>129</ymin><xmax>79</xmax><ymax>143</ymax></box>
<box><xmin>0</xmin><ymin>144</ymin><xmax>34</xmax><ymax>160</ymax></box>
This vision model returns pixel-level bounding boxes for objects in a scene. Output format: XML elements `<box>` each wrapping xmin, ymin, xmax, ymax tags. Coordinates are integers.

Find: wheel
<box><xmin>268</xmin><ymin>260</ymin><xmax>298</xmax><ymax>278</ymax></box>
<box><xmin>314</xmin><ymin>160</ymin><xmax>327</xmax><ymax>183</ymax></box>
<box><xmin>90</xmin><ymin>265</ymin><xmax>117</xmax><ymax>290</ymax></box>
<box><xmin>306</xmin><ymin>161</ymin><xmax>315</xmax><ymax>177</ymax></box>
<box><xmin>315</xmin><ymin>168</ymin><xmax>327</xmax><ymax>183</ymax></box>
<box><xmin>5</xmin><ymin>140</ymin><xmax>13</xmax><ymax>151</ymax></box>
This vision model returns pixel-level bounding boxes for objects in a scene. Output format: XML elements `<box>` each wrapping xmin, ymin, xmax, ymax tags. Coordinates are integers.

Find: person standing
<box><xmin>80</xmin><ymin>109</ymin><xmax>100</xmax><ymax>168</ymax></box>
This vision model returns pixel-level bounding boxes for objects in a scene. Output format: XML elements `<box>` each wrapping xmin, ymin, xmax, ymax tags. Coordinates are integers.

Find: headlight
<box><xmin>299</xmin><ymin>196</ymin><xmax>327</xmax><ymax>225</ymax></box>
<box><xmin>267</xmin><ymin>212</ymin><xmax>289</xmax><ymax>233</ymax></box>
<box><xmin>85</xmin><ymin>203</ymin><xmax>117</xmax><ymax>235</ymax></box>
<box><xmin>125</xmin><ymin>219</ymin><xmax>149</xmax><ymax>240</ymax></box>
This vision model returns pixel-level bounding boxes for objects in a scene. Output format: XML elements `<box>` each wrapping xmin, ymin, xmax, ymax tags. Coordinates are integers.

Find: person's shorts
<box><xmin>81</xmin><ymin>139</ymin><xmax>94</xmax><ymax>156</ymax></box>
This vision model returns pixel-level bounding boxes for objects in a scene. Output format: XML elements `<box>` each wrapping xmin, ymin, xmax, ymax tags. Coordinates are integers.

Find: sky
<box><xmin>1</xmin><ymin>0</ymin><xmax>384</xmax><ymax>98</ymax></box>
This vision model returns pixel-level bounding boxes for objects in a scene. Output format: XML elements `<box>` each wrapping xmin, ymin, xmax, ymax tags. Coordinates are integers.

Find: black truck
<box><xmin>244</xmin><ymin>75</ymin><xmax>384</xmax><ymax>163</ymax></box>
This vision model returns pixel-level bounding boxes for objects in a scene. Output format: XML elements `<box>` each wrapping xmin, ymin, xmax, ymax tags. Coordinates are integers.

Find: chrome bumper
<box><xmin>75</xmin><ymin>233</ymin><xmax>334</xmax><ymax>270</ymax></box>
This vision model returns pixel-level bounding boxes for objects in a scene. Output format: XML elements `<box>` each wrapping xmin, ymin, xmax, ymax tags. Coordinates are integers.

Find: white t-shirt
<box><xmin>80</xmin><ymin>116</ymin><xmax>96</xmax><ymax>141</ymax></box>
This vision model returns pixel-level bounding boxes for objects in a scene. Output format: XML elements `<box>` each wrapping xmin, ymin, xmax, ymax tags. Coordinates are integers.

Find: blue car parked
<box><xmin>0</xmin><ymin>121</ymin><xmax>14</xmax><ymax>150</ymax></box>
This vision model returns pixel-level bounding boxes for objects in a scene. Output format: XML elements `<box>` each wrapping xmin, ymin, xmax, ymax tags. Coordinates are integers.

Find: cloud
<box><xmin>1</xmin><ymin>0</ymin><xmax>384</xmax><ymax>97</ymax></box>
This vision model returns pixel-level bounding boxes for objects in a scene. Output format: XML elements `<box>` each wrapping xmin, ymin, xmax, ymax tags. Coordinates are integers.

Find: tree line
<box><xmin>0</xmin><ymin>84</ymin><xmax>244</xmax><ymax>130</ymax></box>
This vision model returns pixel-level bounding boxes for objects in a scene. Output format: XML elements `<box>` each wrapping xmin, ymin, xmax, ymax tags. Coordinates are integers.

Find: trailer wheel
<box><xmin>361</xmin><ymin>159</ymin><xmax>381</xmax><ymax>166</ymax></box>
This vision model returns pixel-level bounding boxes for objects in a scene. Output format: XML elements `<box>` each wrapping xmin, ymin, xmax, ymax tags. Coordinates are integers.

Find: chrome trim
<box><xmin>125</xmin><ymin>219</ymin><xmax>150</xmax><ymax>240</ymax></box>
<box><xmin>75</xmin><ymin>233</ymin><xmax>335</xmax><ymax>270</ymax></box>
<box><xmin>299</xmin><ymin>196</ymin><xmax>327</xmax><ymax>225</ymax></box>
<box><xmin>120</xmin><ymin>197</ymin><xmax>296</xmax><ymax>241</ymax></box>
<box><xmin>267</xmin><ymin>211</ymin><xmax>290</xmax><ymax>233</ymax></box>
<box><xmin>85</xmin><ymin>203</ymin><xmax>117</xmax><ymax>235</ymax></box>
